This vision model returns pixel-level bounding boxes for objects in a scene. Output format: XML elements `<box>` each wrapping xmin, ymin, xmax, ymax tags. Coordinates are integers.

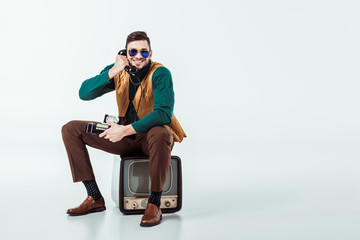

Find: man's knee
<box><xmin>147</xmin><ymin>126</ymin><xmax>173</xmax><ymax>146</ymax></box>
<box><xmin>61</xmin><ymin>120</ymin><xmax>82</xmax><ymax>138</ymax></box>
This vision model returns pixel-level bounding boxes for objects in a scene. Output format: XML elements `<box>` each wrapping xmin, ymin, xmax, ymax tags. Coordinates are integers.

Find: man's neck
<box><xmin>134</xmin><ymin>60</ymin><xmax>151</xmax><ymax>80</ymax></box>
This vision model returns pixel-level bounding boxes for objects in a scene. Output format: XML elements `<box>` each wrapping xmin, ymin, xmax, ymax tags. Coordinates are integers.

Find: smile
<box><xmin>133</xmin><ymin>59</ymin><xmax>145</xmax><ymax>63</ymax></box>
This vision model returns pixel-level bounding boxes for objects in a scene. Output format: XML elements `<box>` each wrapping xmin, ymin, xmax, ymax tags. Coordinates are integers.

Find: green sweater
<box><xmin>79</xmin><ymin>61</ymin><xmax>175</xmax><ymax>135</ymax></box>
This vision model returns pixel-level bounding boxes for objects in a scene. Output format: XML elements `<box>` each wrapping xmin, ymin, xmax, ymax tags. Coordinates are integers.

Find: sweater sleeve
<box><xmin>131</xmin><ymin>67</ymin><xmax>174</xmax><ymax>135</ymax></box>
<box><xmin>79</xmin><ymin>63</ymin><xmax>115</xmax><ymax>100</ymax></box>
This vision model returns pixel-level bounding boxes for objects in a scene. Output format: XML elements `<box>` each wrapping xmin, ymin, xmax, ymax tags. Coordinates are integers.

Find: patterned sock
<box><xmin>148</xmin><ymin>191</ymin><xmax>162</xmax><ymax>207</ymax></box>
<box><xmin>82</xmin><ymin>180</ymin><xmax>102</xmax><ymax>201</ymax></box>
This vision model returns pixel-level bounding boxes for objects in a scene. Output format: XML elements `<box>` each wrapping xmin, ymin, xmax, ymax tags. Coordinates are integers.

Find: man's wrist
<box><xmin>124</xmin><ymin>124</ymin><xmax>136</xmax><ymax>136</ymax></box>
<box><xmin>108</xmin><ymin>66</ymin><xmax>123</xmax><ymax>79</ymax></box>
<box><xmin>108</xmin><ymin>67</ymin><xmax>117</xmax><ymax>79</ymax></box>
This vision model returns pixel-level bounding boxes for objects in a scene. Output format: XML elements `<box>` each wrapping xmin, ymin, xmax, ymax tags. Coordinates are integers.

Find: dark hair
<box><xmin>126</xmin><ymin>31</ymin><xmax>151</xmax><ymax>50</ymax></box>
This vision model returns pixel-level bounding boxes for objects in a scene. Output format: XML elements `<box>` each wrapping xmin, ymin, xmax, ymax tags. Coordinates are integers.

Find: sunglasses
<box><xmin>128</xmin><ymin>49</ymin><xmax>150</xmax><ymax>58</ymax></box>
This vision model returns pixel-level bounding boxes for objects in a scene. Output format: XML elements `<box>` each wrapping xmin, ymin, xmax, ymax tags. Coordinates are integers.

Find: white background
<box><xmin>0</xmin><ymin>0</ymin><xmax>359</xmax><ymax>239</ymax></box>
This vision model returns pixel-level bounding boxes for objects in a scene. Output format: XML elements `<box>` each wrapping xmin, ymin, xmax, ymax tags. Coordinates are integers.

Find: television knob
<box><xmin>164</xmin><ymin>201</ymin><xmax>171</xmax><ymax>207</ymax></box>
<box><xmin>131</xmin><ymin>201</ymin><xmax>138</xmax><ymax>209</ymax></box>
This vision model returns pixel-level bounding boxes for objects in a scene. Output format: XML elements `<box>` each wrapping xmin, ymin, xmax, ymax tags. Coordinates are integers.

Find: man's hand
<box><xmin>108</xmin><ymin>54</ymin><xmax>129</xmax><ymax>79</ymax></box>
<box><xmin>99</xmin><ymin>123</ymin><xmax>136</xmax><ymax>143</ymax></box>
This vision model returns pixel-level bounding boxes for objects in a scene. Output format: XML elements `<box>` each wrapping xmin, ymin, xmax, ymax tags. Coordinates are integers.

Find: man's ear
<box><xmin>149</xmin><ymin>50</ymin><xmax>153</xmax><ymax>59</ymax></box>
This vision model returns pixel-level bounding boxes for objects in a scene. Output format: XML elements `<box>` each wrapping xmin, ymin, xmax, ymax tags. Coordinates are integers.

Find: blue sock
<box><xmin>82</xmin><ymin>180</ymin><xmax>102</xmax><ymax>201</ymax></box>
<box><xmin>148</xmin><ymin>191</ymin><xmax>162</xmax><ymax>207</ymax></box>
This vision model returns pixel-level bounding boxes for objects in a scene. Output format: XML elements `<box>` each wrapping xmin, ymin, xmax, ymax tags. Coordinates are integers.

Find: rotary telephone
<box><xmin>118</xmin><ymin>49</ymin><xmax>138</xmax><ymax>75</ymax></box>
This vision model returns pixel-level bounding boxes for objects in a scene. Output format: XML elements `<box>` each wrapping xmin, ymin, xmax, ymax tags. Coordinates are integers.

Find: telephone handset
<box><xmin>118</xmin><ymin>49</ymin><xmax>138</xmax><ymax>75</ymax></box>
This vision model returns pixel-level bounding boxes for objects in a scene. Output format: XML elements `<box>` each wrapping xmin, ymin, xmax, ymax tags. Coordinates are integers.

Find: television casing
<box><xmin>111</xmin><ymin>155</ymin><xmax>182</xmax><ymax>215</ymax></box>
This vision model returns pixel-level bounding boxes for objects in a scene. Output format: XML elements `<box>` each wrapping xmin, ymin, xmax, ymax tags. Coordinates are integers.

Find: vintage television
<box><xmin>111</xmin><ymin>155</ymin><xmax>182</xmax><ymax>214</ymax></box>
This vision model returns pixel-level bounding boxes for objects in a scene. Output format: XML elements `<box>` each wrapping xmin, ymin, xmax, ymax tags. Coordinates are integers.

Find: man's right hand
<box><xmin>108</xmin><ymin>54</ymin><xmax>129</xmax><ymax>79</ymax></box>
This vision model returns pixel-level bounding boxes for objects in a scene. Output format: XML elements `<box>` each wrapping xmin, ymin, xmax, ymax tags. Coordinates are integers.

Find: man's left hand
<box><xmin>99</xmin><ymin>123</ymin><xmax>136</xmax><ymax>143</ymax></box>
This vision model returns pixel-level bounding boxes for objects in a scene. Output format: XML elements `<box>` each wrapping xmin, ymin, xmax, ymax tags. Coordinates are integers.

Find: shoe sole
<box><xmin>140</xmin><ymin>215</ymin><xmax>162</xmax><ymax>227</ymax></box>
<box><xmin>67</xmin><ymin>206</ymin><xmax>106</xmax><ymax>216</ymax></box>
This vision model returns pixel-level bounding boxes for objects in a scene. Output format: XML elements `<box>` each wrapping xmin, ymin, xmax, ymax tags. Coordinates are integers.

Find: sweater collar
<box><xmin>132</xmin><ymin>60</ymin><xmax>151</xmax><ymax>81</ymax></box>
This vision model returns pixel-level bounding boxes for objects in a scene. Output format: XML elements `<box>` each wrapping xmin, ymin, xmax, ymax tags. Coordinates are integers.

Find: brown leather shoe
<box><xmin>67</xmin><ymin>196</ymin><xmax>106</xmax><ymax>216</ymax></box>
<box><xmin>140</xmin><ymin>203</ymin><xmax>162</xmax><ymax>227</ymax></box>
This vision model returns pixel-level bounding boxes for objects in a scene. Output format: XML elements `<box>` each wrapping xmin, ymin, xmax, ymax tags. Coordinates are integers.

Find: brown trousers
<box><xmin>61</xmin><ymin>120</ymin><xmax>174</xmax><ymax>192</ymax></box>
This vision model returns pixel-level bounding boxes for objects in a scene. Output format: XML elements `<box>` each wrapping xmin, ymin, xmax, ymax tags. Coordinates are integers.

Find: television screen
<box><xmin>127</xmin><ymin>160</ymin><xmax>172</xmax><ymax>195</ymax></box>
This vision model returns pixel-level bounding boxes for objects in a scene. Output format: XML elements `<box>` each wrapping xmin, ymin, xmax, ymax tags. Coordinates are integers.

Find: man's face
<box><xmin>127</xmin><ymin>40</ymin><xmax>152</xmax><ymax>70</ymax></box>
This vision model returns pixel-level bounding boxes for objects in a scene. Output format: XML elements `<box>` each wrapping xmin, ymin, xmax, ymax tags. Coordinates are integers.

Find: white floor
<box><xmin>1</xmin><ymin>139</ymin><xmax>359</xmax><ymax>240</ymax></box>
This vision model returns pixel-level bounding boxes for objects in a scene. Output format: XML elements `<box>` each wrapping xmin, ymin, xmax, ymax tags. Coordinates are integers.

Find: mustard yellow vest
<box><xmin>113</xmin><ymin>61</ymin><xmax>186</xmax><ymax>142</ymax></box>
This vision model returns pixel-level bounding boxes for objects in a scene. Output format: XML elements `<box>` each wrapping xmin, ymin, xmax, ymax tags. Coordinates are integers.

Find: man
<box><xmin>61</xmin><ymin>31</ymin><xmax>186</xmax><ymax>227</ymax></box>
